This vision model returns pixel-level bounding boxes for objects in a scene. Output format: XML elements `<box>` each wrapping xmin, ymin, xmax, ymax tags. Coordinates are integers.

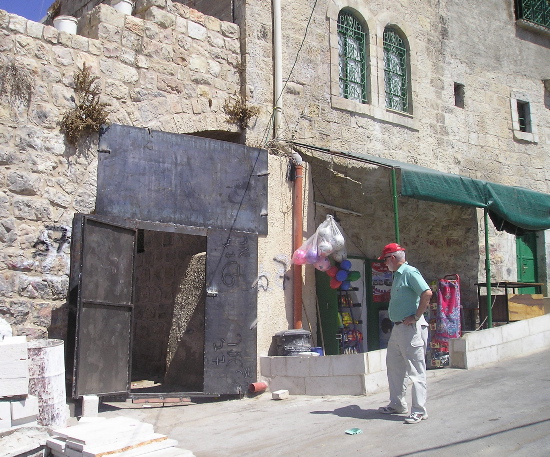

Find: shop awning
<box><xmin>291</xmin><ymin>142</ymin><xmax>550</xmax><ymax>232</ymax></box>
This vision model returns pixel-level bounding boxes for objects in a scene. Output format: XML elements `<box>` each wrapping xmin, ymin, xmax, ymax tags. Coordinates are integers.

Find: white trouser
<box><xmin>386</xmin><ymin>321</ymin><xmax>428</xmax><ymax>415</ymax></box>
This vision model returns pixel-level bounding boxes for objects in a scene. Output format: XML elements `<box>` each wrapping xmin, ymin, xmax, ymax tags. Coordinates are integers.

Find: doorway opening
<box><xmin>131</xmin><ymin>229</ymin><xmax>207</xmax><ymax>394</ymax></box>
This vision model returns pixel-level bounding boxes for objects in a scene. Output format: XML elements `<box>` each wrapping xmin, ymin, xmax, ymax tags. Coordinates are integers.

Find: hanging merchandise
<box><xmin>426</xmin><ymin>274</ymin><xmax>462</xmax><ymax>369</ymax></box>
<box><xmin>292</xmin><ymin>215</ymin><xmax>346</xmax><ymax>266</ymax></box>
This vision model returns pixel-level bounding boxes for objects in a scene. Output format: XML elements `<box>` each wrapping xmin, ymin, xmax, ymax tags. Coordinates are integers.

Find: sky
<box><xmin>0</xmin><ymin>0</ymin><xmax>51</xmax><ymax>23</ymax></box>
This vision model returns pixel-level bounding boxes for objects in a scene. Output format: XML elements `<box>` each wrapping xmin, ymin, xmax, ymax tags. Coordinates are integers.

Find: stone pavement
<box><xmin>95</xmin><ymin>347</ymin><xmax>550</xmax><ymax>457</ymax></box>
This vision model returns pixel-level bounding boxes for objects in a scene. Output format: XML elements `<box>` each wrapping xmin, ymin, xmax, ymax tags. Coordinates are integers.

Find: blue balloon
<box><xmin>340</xmin><ymin>259</ymin><xmax>352</xmax><ymax>271</ymax></box>
<box><xmin>340</xmin><ymin>280</ymin><xmax>351</xmax><ymax>290</ymax></box>
<box><xmin>335</xmin><ymin>269</ymin><xmax>348</xmax><ymax>282</ymax></box>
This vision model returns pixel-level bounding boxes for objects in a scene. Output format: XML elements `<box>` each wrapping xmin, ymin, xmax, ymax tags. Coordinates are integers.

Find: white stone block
<box><xmin>0</xmin><ymin>401</ymin><xmax>11</xmax><ymax>429</ymax></box>
<box><xmin>366</xmin><ymin>349</ymin><xmax>385</xmax><ymax>374</ymax></box>
<box><xmin>500</xmin><ymin>320</ymin><xmax>529</xmax><ymax>343</ymax></box>
<box><xmin>306</xmin><ymin>375</ymin><xmax>363</xmax><ymax>396</ymax></box>
<box><xmin>11</xmin><ymin>394</ymin><xmax>39</xmax><ymax>423</ymax></box>
<box><xmin>527</xmin><ymin>314</ymin><xmax>550</xmax><ymax>335</ymax></box>
<box><xmin>284</xmin><ymin>356</ymin><xmax>310</xmax><ymax>378</ymax></box>
<box><xmin>268</xmin><ymin>357</ymin><xmax>287</xmax><ymax>377</ymax></box>
<box><xmin>81</xmin><ymin>395</ymin><xmax>99</xmax><ymax>417</ymax></box>
<box><xmin>497</xmin><ymin>341</ymin><xmax>523</xmax><ymax>361</ymax></box>
<box><xmin>330</xmin><ymin>353</ymin><xmax>367</xmax><ymax>376</ymax></box>
<box><xmin>466</xmin><ymin>327</ymin><xmax>503</xmax><ymax>351</ymax></box>
<box><xmin>449</xmin><ymin>337</ymin><xmax>467</xmax><ymax>353</ymax></box>
<box><xmin>266</xmin><ymin>376</ymin><xmax>305</xmax><ymax>395</ymax></box>
<box><xmin>259</xmin><ymin>357</ymin><xmax>272</xmax><ymax>377</ymax></box>
<box><xmin>309</xmin><ymin>354</ymin><xmax>332</xmax><ymax>377</ymax></box>
<box><xmin>364</xmin><ymin>371</ymin><xmax>388</xmax><ymax>395</ymax></box>
<box><xmin>271</xmin><ymin>390</ymin><xmax>289</xmax><ymax>400</ymax></box>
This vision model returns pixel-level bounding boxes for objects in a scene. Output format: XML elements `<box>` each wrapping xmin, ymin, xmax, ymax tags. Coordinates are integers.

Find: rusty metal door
<box><xmin>71</xmin><ymin>215</ymin><xmax>136</xmax><ymax>398</ymax></box>
<box><xmin>203</xmin><ymin>229</ymin><xmax>258</xmax><ymax>395</ymax></box>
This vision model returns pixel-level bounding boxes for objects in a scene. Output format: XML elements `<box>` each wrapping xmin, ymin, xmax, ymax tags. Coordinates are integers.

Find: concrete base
<box><xmin>81</xmin><ymin>395</ymin><xmax>99</xmax><ymax>417</ymax></box>
<box><xmin>449</xmin><ymin>313</ymin><xmax>550</xmax><ymax>369</ymax></box>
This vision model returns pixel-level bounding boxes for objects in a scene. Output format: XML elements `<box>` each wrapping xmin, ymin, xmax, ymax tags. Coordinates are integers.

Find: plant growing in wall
<box><xmin>60</xmin><ymin>63</ymin><xmax>110</xmax><ymax>146</ymax></box>
<box><xmin>0</xmin><ymin>60</ymin><xmax>34</xmax><ymax>109</ymax></box>
<box><xmin>223</xmin><ymin>95</ymin><xmax>260</xmax><ymax>130</ymax></box>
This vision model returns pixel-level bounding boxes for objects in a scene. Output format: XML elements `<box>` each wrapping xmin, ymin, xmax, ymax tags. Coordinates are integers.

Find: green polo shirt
<box><xmin>388</xmin><ymin>262</ymin><xmax>430</xmax><ymax>322</ymax></box>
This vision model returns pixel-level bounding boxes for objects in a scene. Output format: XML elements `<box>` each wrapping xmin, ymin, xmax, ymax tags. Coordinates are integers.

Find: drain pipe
<box><xmin>273</xmin><ymin>0</ymin><xmax>283</xmax><ymax>138</ymax></box>
<box><xmin>293</xmin><ymin>153</ymin><xmax>304</xmax><ymax>329</ymax></box>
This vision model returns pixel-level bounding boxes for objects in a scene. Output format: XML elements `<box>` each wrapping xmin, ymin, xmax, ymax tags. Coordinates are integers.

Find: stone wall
<box><xmin>0</xmin><ymin>0</ymin><xmax>243</xmax><ymax>339</ymax></box>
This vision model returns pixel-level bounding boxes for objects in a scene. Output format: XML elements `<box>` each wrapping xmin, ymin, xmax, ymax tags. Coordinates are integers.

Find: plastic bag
<box><xmin>292</xmin><ymin>231</ymin><xmax>320</xmax><ymax>265</ymax></box>
<box><xmin>292</xmin><ymin>215</ymin><xmax>347</xmax><ymax>265</ymax></box>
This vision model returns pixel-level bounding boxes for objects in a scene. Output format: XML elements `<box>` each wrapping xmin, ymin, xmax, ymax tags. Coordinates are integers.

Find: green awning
<box><xmin>291</xmin><ymin>142</ymin><xmax>550</xmax><ymax>232</ymax></box>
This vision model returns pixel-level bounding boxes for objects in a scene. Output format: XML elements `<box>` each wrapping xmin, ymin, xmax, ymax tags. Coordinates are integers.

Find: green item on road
<box><xmin>345</xmin><ymin>428</ymin><xmax>363</xmax><ymax>435</ymax></box>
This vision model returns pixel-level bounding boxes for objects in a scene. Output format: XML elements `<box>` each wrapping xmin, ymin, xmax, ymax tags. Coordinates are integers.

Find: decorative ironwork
<box><xmin>338</xmin><ymin>11</ymin><xmax>368</xmax><ymax>103</ymax></box>
<box><xmin>516</xmin><ymin>0</ymin><xmax>550</xmax><ymax>29</ymax></box>
<box><xmin>383</xmin><ymin>28</ymin><xmax>409</xmax><ymax>112</ymax></box>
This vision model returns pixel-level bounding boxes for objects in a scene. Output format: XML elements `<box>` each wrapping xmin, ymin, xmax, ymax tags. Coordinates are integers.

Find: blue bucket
<box><xmin>311</xmin><ymin>347</ymin><xmax>324</xmax><ymax>356</ymax></box>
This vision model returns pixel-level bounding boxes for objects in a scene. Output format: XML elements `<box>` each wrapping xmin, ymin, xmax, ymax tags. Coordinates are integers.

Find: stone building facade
<box><xmin>0</xmin><ymin>0</ymin><xmax>548</xmax><ymax>388</ymax></box>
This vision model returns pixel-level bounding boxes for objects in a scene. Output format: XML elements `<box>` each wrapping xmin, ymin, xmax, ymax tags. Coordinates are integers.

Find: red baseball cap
<box><xmin>378</xmin><ymin>243</ymin><xmax>405</xmax><ymax>259</ymax></box>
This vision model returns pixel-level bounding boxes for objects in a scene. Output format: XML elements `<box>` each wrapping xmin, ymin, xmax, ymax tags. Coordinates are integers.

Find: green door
<box><xmin>516</xmin><ymin>232</ymin><xmax>538</xmax><ymax>294</ymax></box>
<box><xmin>315</xmin><ymin>270</ymin><xmax>340</xmax><ymax>355</ymax></box>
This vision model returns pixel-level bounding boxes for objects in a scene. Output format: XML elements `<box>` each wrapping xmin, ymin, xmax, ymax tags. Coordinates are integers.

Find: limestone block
<box><xmin>259</xmin><ymin>357</ymin><xmax>272</xmax><ymax>377</ymax></box>
<box><xmin>88</xmin><ymin>4</ymin><xmax>126</xmax><ymax>29</ymax></box>
<box><xmin>188</xmin><ymin>21</ymin><xmax>207</xmax><ymax>41</ymax></box>
<box><xmin>306</xmin><ymin>375</ymin><xmax>364</xmax><ymax>396</ymax></box>
<box><xmin>11</xmin><ymin>395</ymin><xmax>39</xmax><ymax>425</ymax></box>
<box><xmin>0</xmin><ymin>336</ymin><xmax>28</xmax><ymax>397</ymax></box>
<box><xmin>284</xmin><ymin>355</ymin><xmax>310</xmax><ymax>378</ymax></box>
<box><xmin>309</xmin><ymin>354</ymin><xmax>331</xmax><ymax>377</ymax></box>
<box><xmin>220</xmin><ymin>21</ymin><xmax>239</xmax><ymax>39</ymax></box>
<box><xmin>43</xmin><ymin>25</ymin><xmax>59</xmax><ymax>44</ymax></box>
<box><xmin>99</xmin><ymin>58</ymin><xmax>139</xmax><ymax>84</ymax></box>
<box><xmin>81</xmin><ymin>395</ymin><xmax>99</xmax><ymax>417</ymax></box>
<box><xmin>135</xmin><ymin>0</ymin><xmax>168</xmax><ymax>15</ymax></box>
<box><xmin>0</xmin><ymin>401</ymin><xmax>11</xmax><ymax>429</ymax></box>
<box><xmin>204</xmin><ymin>16</ymin><xmax>221</xmax><ymax>32</ymax></box>
<box><xmin>267</xmin><ymin>376</ymin><xmax>305</xmax><ymax>395</ymax></box>
<box><xmin>331</xmin><ymin>353</ymin><xmax>367</xmax><ymax>376</ymax></box>
<box><xmin>366</xmin><ymin>349</ymin><xmax>385</xmax><ymax>374</ymax></box>
<box><xmin>8</xmin><ymin>14</ymin><xmax>26</xmax><ymax>34</ymax></box>
<box><xmin>143</xmin><ymin>7</ymin><xmax>175</xmax><ymax>29</ymax></box>
<box><xmin>496</xmin><ymin>341</ymin><xmax>523</xmax><ymax>361</ymax></box>
<box><xmin>271</xmin><ymin>390</ymin><xmax>289</xmax><ymax>400</ymax></box>
<box><xmin>500</xmin><ymin>320</ymin><xmax>530</xmax><ymax>343</ymax></box>
<box><xmin>527</xmin><ymin>314</ymin><xmax>550</xmax><ymax>335</ymax></box>
<box><xmin>26</xmin><ymin>21</ymin><xmax>44</xmax><ymax>39</ymax></box>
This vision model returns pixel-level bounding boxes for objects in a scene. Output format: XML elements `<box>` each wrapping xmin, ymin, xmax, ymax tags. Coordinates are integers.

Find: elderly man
<box><xmin>377</xmin><ymin>243</ymin><xmax>432</xmax><ymax>424</ymax></box>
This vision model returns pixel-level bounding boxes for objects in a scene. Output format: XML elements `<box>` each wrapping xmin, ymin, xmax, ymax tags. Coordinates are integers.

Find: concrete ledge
<box><xmin>261</xmin><ymin>350</ymin><xmax>388</xmax><ymax>396</ymax></box>
<box><xmin>449</xmin><ymin>314</ymin><xmax>550</xmax><ymax>369</ymax></box>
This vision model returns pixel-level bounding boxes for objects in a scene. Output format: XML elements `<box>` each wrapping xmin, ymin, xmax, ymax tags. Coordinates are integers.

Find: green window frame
<box><xmin>337</xmin><ymin>11</ymin><xmax>368</xmax><ymax>104</ymax></box>
<box><xmin>516</xmin><ymin>0</ymin><xmax>550</xmax><ymax>30</ymax></box>
<box><xmin>383</xmin><ymin>27</ymin><xmax>409</xmax><ymax>113</ymax></box>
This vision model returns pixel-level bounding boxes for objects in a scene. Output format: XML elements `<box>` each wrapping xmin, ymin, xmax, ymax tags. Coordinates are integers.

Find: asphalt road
<box><xmin>99</xmin><ymin>348</ymin><xmax>550</xmax><ymax>457</ymax></box>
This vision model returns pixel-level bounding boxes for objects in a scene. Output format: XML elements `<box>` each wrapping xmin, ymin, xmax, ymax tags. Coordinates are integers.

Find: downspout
<box><xmin>293</xmin><ymin>154</ymin><xmax>304</xmax><ymax>329</ymax></box>
<box><xmin>273</xmin><ymin>0</ymin><xmax>282</xmax><ymax>139</ymax></box>
<box><xmin>391</xmin><ymin>168</ymin><xmax>400</xmax><ymax>244</ymax></box>
<box><xmin>484</xmin><ymin>208</ymin><xmax>493</xmax><ymax>328</ymax></box>
<box><xmin>273</xmin><ymin>0</ymin><xmax>303</xmax><ymax>329</ymax></box>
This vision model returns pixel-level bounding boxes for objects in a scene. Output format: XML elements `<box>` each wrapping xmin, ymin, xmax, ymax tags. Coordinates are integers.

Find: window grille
<box><xmin>338</xmin><ymin>11</ymin><xmax>368</xmax><ymax>103</ymax></box>
<box><xmin>383</xmin><ymin>28</ymin><xmax>409</xmax><ymax>112</ymax></box>
<box><xmin>516</xmin><ymin>0</ymin><xmax>550</xmax><ymax>30</ymax></box>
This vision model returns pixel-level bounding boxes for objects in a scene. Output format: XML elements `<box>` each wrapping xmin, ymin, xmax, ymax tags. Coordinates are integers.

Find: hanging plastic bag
<box><xmin>316</xmin><ymin>215</ymin><xmax>346</xmax><ymax>258</ymax></box>
<box><xmin>292</xmin><ymin>231</ymin><xmax>320</xmax><ymax>265</ymax></box>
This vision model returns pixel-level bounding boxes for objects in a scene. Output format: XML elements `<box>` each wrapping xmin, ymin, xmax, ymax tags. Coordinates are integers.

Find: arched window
<box><xmin>383</xmin><ymin>27</ymin><xmax>409</xmax><ymax>112</ymax></box>
<box><xmin>338</xmin><ymin>10</ymin><xmax>368</xmax><ymax>103</ymax></box>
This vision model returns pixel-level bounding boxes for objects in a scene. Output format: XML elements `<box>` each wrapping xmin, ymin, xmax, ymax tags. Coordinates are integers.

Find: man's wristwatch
<box><xmin>413</xmin><ymin>314</ymin><xmax>420</xmax><ymax>321</ymax></box>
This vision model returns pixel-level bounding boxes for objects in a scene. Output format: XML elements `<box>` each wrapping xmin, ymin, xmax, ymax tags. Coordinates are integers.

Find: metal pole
<box><xmin>293</xmin><ymin>162</ymin><xmax>304</xmax><ymax>329</ymax></box>
<box><xmin>391</xmin><ymin>168</ymin><xmax>400</xmax><ymax>244</ymax></box>
<box><xmin>484</xmin><ymin>208</ymin><xmax>492</xmax><ymax>328</ymax></box>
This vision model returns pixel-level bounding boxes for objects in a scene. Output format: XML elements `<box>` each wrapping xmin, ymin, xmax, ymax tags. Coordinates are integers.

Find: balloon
<box><xmin>292</xmin><ymin>249</ymin><xmax>307</xmax><ymax>265</ymax></box>
<box><xmin>329</xmin><ymin>278</ymin><xmax>342</xmax><ymax>289</ymax></box>
<box><xmin>326</xmin><ymin>266</ymin><xmax>339</xmax><ymax>277</ymax></box>
<box><xmin>335</xmin><ymin>269</ymin><xmax>348</xmax><ymax>282</ymax></box>
<box><xmin>314</xmin><ymin>257</ymin><xmax>331</xmax><ymax>271</ymax></box>
<box><xmin>333</xmin><ymin>249</ymin><xmax>347</xmax><ymax>262</ymax></box>
<box><xmin>305</xmin><ymin>248</ymin><xmax>319</xmax><ymax>264</ymax></box>
<box><xmin>340</xmin><ymin>259</ymin><xmax>352</xmax><ymax>271</ymax></box>
<box><xmin>347</xmin><ymin>271</ymin><xmax>361</xmax><ymax>282</ymax></box>
<box><xmin>340</xmin><ymin>280</ymin><xmax>351</xmax><ymax>291</ymax></box>
<box><xmin>317</xmin><ymin>239</ymin><xmax>333</xmax><ymax>257</ymax></box>
<box><xmin>332</xmin><ymin>233</ymin><xmax>345</xmax><ymax>250</ymax></box>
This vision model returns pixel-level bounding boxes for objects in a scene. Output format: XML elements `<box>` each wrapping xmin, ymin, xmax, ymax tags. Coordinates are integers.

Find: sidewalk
<box><xmin>97</xmin><ymin>347</ymin><xmax>550</xmax><ymax>457</ymax></box>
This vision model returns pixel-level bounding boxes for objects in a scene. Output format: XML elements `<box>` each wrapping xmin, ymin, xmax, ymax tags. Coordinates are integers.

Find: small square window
<box><xmin>517</xmin><ymin>100</ymin><xmax>531</xmax><ymax>133</ymax></box>
<box><xmin>454</xmin><ymin>83</ymin><xmax>465</xmax><ymax>108</ymax></box>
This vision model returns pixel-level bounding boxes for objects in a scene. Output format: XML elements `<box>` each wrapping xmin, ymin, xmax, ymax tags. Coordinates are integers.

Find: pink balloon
<box><xmin>314</xmin><ymin>257</ymin><xmax>331</xmax><ymax>271</ymax></box>
<box><xmin>292</xmin><ymin>249</ymin><xmax>307</xmax><ymax>265</ymax></box>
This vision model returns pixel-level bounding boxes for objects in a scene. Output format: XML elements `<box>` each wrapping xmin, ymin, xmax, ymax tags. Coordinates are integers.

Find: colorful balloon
<box><xmin>292</xmin><ymin>249</ymin><xmax>307</xmax><ymax>265</ymax></box>
<box><xmin>335</xmin><ymin>269</ymin><xmax>349</xmax><ymax>282</ymax></box>
<box><xmin>340</xmin><ymin>259</ymin><xmax>352</xmax><ymax>271</ymax></box>
<box><xmin>347</xmin><ymin>271</ymin><xmax>361</xmax><ymax>282</ymax></box>
<box><xmin>326</xmin><ymin>266</ymin><xmax>339</xmax><ymax>277</ymax></box>
<box><xmin>340</xmin><ymin>280</ymin><xmax>351</xmax><ymax>290</ymax></box>
<box><xmin>314</xmin><ymin>257</ymin><xmax>331</xmax><ymax>271</ymax></box>
<box><xmin>329</xmin><ymin>278</ymin><xmax>342</xmax><ymax>289</ymax></box>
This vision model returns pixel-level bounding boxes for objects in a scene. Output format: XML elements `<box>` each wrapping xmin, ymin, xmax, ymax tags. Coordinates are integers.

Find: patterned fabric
<box><xmin>436</xmin><ymin>278</ymin><xmax>461</xmax><ymax>339</ymax></box>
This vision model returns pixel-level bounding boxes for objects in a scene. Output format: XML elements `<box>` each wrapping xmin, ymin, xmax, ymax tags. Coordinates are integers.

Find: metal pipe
<box><xmin>484</xmin><ymin>208</ymin><xmax>492</xmax><ymax>328</ymax></box>
<box><xmin>293</xmin><ymin>161</ymin><xmax>304</xmax><ymax>329</ymax></box>
<box><xmin>391</xmin><ymin>168</ymin><xmax>400</xmax><ymax>244</ymax></box>
<box><xmin>273</xmin><ymin>0</ymin><xmax>283</xmax><ymax>139</ymax></box>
